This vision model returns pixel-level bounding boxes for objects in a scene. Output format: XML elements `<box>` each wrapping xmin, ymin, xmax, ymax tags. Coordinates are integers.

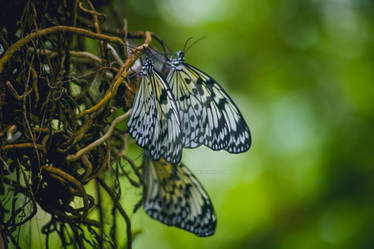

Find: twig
<box><xmin>41</xmin><ymin>165</ymin><xmax>90</xmax><ymax>218</ymax></box>
<box><xmin>76</xmin><ymin>31</ymin><xmax>151</xmax><ymax>118</ymax></box>
<box><xmin>78</xmin><ymin>17</ymin><xmax>168</xmax><ymax>56</ymax></box>
<box><xmin>122</xmin><ymin>155</ymin><xmax>144</xmax><ymax>186</ymax></box>
<box><xmin>78</xmin><ymin>1</ymin><xmax>105</xmax><ymax>17</ymax></box>
<box><xmin>107</xmin><ymin>44</ymin><xmax>123</xmax><ymax>65</ymax></box>
<box><xmin>95</xmin><ymin>179</ymin><xmax>104</xmax><ymax>249</ymax></box>
<box><xmin>81</xmin><ymin>218</ymin><xmax>100</xmax><ymax>228</ymax></box>
<box><xmin>0</xmin><ymin>25</ymin><xmax>124</xmax><ymax>72</ymax></box>
<box><xmin>117</xmin><ymin>133</ymin><xmax>129</xmax><ymax>157</ymax></box>
<box><xmin>83</xmin><ymin>148</ymin><xmax>110</xmax><ymax>183</ymax></box>
<box><xmin>80</xmin><ymin>154</ymin><xmax>93</xmax><ymax>180</ymax></box>
<box><xmin>22</xmin><ymin>84</ymin><xmax>41</xmax><ymax>165</ymax></box>
<box><xmin>85</xmin><ymin>0</ymin><xmax>106</xmax><ymax>59</ymax></box>
<box><xmin>6</xmin><ymin>81</ymin><xmax>33</xmax><ymax>100</ymax></box>
<box><xmin>66</xmin><ymin>110</ymin><xmax>131</xmax><ymax>161</ymax></box>
<box><xmin>97</xmin><ymin>178</ymin><xmax>132</xmax><ymax>249</ymax></box>
<box><xmin>0</xmin><ymin>143</ymin><xmax>46</xmax><ymax>153</ymax></box>
<box><xmin>28</xmin><ymin>48</ymin><xmax>103</xmax><ymax>64</ymax></box>
<box><xmin>29</xmin><ymin>65</ymin><xmax>39</xmax><ymax>104</ymax></box>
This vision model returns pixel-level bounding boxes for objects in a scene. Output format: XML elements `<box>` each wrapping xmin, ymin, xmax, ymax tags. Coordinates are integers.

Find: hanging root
<box><xmin>0</xmin><ymin>1</ymin><xmax>166</xmax><ymax>248</ymax></box>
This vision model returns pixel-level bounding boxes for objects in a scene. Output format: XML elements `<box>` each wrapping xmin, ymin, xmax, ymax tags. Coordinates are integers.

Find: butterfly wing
<box><xmin>168</xmin><ymin>58</ymin><xmax>251</xmax><ymax>153</ymax></box>
<box><xmin>128</xmin><ymin>58</ymin><xmax>182</xmax><ymax>164</ymax></box>
<box><xmin>167</xmin><ymin>67</ymin><xmax>203</xmax><ymax>148</ymax></box>
<box><xmin>148</xmin><ymin>72</ymin><xmax>183</xmax><ymax>164</ymax></box>
<box><xmin>188</xmin><ymin>63</ymin><xmax>251</xmax><ymax>153</ymax></box>
<box><xmin>143</xmin><ymin>156</ymin><xmax>216</xmax><ymax>237</ymax></box>
<box><xmin>128</xmin><ymin>72</ymin><xmax>156</xmax><ymax>149</ymax></box>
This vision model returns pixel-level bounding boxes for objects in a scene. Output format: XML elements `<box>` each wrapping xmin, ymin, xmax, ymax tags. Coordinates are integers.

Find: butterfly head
<box><xmin>141</xmin><ymin>56</ymin><xmax>154</xmax><ymax>75</ymax></box>
<box><xmin>169</xmin><ymin>50</ymin><xmax>185</xmax><ymax>69</ymax></box>
<box><xmin>176</xmin><ymin>50</ymin><xmax>185</xmax><ymax>61</ymax></box>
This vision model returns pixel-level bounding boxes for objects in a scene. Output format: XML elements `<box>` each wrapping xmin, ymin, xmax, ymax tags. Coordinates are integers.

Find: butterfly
<box><xmin>166</xmin><ymin>50</ymin><xmax>251</xmax><ymax>153</ymax></box>
<box><xmin>142</xmin><ymin>154</ymin><xmax>216</xmax><ymax>237</ymax></box>
<box><xmin>128</xmin><ymin>56</ymin><xmax>183</xmax><ymax>164</ymax></box>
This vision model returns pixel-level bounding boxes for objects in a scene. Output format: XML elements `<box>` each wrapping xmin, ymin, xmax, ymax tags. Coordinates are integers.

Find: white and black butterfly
<box><xmin>142</xmin><ymin>154</ymin><xmax>216</xmax><ymax>237</ymax></box>
<box><xmin>128</xmin><ymin>56</ymin><xmax>183</xmax><ymax>164</ymax></box>
<box><xmin>166</xmin><ymin>51</ymin><xmax>251</xmax><ymax>153</ymax></box>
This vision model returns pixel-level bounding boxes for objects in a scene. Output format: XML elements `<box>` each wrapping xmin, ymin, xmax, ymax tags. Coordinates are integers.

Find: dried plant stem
<box><xmin>41</xmin><ymin>165</ymin><xmax>90</xmax><ymax>218</ymax></box>
<box><xmin>0</xmin><ymin>25</ymin><xmax>124</xmax><ymax>72</ymax></box>
<box><xmin>66</xmin><ymin>110</ymin><xmax>131</xmax><ymax>161</ymax></box>
<box><xmin>0</xmin><ymin>142</ymin><xmax>46</xmax><ymax>153</ymax></box>
<box><xmin>97</xmin><ymin>178</ymin><xmax>132</xmax><ymax>249</ymax></box>
<box><xmin>76</xmin><ymin>31</ymin><xmax>152</xmax><ymax>118</ymax></box>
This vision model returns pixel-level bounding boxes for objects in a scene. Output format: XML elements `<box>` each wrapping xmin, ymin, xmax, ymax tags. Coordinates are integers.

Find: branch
<box><xmin>0</xmin><ymin>25</ymin><xmax>124</xmax><ymax>72</ymax></box>
<box><xmin>66</xmin><ymin>110</ymin><xmax>131</xmax><ymax>161</ymax></box>
<box><xmin>76</xmin><ymin>31</ymin><xmax>151</xmax><ymax>118</ymax></box>
<box><xmin>27</xmin><ymin>48</ymin><xmax>103</xmax><ymax>64</ymax></box>
<box><xmin>41</xmin><ymin>165</ymin><xmax>90</xmax><ymax>218</ymax></box>
<box><xmin>0</xmin><ymin>142</ymin><xmax>46</xmax><ymax>153</ymax></box>
<box><xmin>97</xmin><ymin>178</ymin><xmax>132</xmax><ymax>249</ymax></box>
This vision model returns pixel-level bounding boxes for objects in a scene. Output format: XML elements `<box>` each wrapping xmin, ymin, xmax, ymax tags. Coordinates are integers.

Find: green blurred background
<box><xmin>102</xmin><ymin>0</ymin><xmax>374</xmax><ymax>248</ymax></box>
<box><xmin>21</xmin><ymin>0</ymin><xmax>374</xmax><ymax>248</ymax></box>
<box><xmin>110</xmin><ymin>0</ymin><xmax>374</xmax><ymax>248</ymax></box>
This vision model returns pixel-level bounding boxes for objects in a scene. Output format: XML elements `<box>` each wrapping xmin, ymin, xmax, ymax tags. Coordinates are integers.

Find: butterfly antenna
<box><xmin>185</xmin><ymin>36</ymin><xmax>207</xmax><ymax>53</ymax></box>
<box><xmin>183</xmin><ymin>37</ymin><xmax>193</xmax><ymax>52</ymax></box>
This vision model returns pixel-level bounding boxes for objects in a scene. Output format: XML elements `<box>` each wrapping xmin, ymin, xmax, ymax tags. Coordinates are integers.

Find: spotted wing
<box><xmin>143</xmin><ymin>156</ymin><xmax>216</xmax><ymax>237</ymax></box>
<box><xmin>167</xmin><ymin>69</ymin><xmax>203</xmax><ymax>148</ymax></box>
<box><xmin>168</xmin><ymin>62</ymin><xmax>251</xmax><ymax>153</ymax></box>
<box><xmin>128</xmin><ymin>73</ymin><xmax>156</xmax><ymax>150</ymax></box>
<box><xmin>128</xmin><ymin>68</ymin><xmax>182</xmax><ymax>164</ymax></box>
